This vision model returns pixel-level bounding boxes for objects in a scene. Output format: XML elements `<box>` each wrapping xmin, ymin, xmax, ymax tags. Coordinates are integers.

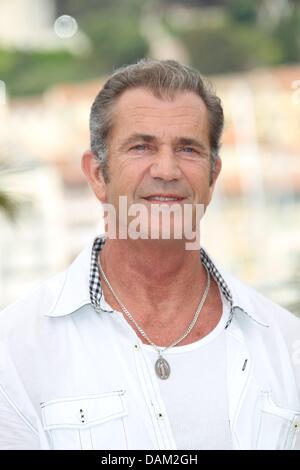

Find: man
<box><xmin>0</xmin><ymin>59</ymin><xmax>299</xmax><ymax>450</ymax></box>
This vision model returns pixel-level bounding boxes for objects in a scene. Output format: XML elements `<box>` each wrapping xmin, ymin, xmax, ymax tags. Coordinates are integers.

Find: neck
<box><xmin>100</xmin><ymin>237</ymin><xmax>205</xmax><ymax>305</ymax></box>
<box><xmin>99</xmin><ymin>237</ymin><xmax>222</xmax><ymax>346</ymax></box>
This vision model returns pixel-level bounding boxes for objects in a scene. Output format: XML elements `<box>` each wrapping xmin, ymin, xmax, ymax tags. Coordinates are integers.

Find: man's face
<box><xmin>89</xmin><ymin>87</ymin><xmax>221</xmax><ymax>240</ymax></box>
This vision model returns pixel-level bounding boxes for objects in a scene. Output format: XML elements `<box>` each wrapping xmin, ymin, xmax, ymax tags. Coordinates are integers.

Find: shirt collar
<box><xmin>44</xmin><ymin>235</ymin><xmax>269</xmax><ymax>328</ymax></box>
<box><xmin>43</xmin><ymin>240</ymin><xmax>93</xmax><ymax>317</ymax></box>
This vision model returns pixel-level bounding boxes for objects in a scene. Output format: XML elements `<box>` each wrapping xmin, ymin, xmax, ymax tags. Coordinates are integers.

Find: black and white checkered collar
<box><xmin>89</xmin><ymin>235</ymin><xmax>239</xmax><ymax>328</ymax></box>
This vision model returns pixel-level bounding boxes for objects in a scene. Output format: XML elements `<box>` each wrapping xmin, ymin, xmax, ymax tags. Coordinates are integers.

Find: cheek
<box><xmin>181</xmin><ymin>166</ymin><xmax>210</xmax><ymax>192</ymax></box>
<box><xmin>112</xmin><ymin>155</ymin><xmax>146</xmax><ymax>179</ymax></box>
<box><xmin>105</xmin><ymin>174</ymin><xmax>136</xmax><ymax>203</ymax></box>
<box><xmin>122</xmin><ymin>163</ymin><xmax>150</xmax><ymax>190</ymax></box>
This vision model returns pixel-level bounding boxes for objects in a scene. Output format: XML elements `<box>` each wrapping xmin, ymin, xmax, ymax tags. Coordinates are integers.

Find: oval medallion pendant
<box><xmin>155</xmin><ymin>356</ymin><xmax>171</xmax><ymax>380</ymax></box>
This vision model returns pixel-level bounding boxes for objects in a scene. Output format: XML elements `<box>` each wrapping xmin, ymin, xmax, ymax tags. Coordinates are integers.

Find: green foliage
<box><xmin>80</xmin><ymin>8</ymin><xmax>149</xmax><ymax>73</ymax></box>
<box><xmin>272</xmin><ymin>8</ymin><xmax>300</xmax><ymax>63</ymax></box>
<box><xmin>227</xmin><ymin>0</ymin><xmax>258</xmax><ymax>24</ymax></box>
<box><xmin>0</xmin><ymin>49</ymin><xmax>76</xmax><ymax>95</ymax></box>
<box><xmin>169</xmin><ymin>22</ymin><xmax>282</xmax><ymax>75</ymax></box>
<box><xmin>0</xmin><ymin>158</ymin><xmax>30</xmax><ymax>221</ymax></box>
<box><xmin>0</xmin><ymin>0</ymin><xmax>299</xmax><ymax>95</ymax></box>
<box><xmin>164</xmin><ymin>0</ymin><xmax>299</xmax><ymax>75</ymax></box>
<box><xmin>0</xmin><ymin>4</ymin><xmax>149</xmax><ymax>96</ymax></box>
<box><xmin>0</xmin><ymin>191</ymin><xmax>20</xmax><ymax>221</ymax></box>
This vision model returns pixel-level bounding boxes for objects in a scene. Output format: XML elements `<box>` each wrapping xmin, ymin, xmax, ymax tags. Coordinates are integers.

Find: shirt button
<box><xmin>158</xmin><ymin>412</ymin><xmax>163</xmax><ymax>419</ymax></box>
<box><xmin>79</xmin><ymin>409</ymin><xmax>85</xmax><ymax>423</ymax></box>
<box><xmin>134</xmin><ymin>344</ymin><xmax>139</xmax><ymax>350</ymax></box>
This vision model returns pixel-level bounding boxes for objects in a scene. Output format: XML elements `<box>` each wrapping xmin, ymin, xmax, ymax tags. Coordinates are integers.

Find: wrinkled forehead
<box><xmin>108</xmin><ymin>87</ymin><xmax>210</xmax><ymax>145</ymax></box>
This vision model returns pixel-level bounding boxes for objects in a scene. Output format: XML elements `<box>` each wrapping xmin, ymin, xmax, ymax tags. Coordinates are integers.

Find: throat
<box><xmin>100</xmin><ymin>238</ymin><xmax>202</xmax><ymax>288</ymax></box>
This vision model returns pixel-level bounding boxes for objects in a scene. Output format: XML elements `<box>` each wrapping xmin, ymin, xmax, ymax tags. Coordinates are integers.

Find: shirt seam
<box><xmin>0</xmin><ymin>382</ymin><xmax>39</xmax><ymax>436</ymax></box>
<box><xmin>135</xmin><ymin>351</ymin><xmax>162</xmax><ymax>449</ymax></box>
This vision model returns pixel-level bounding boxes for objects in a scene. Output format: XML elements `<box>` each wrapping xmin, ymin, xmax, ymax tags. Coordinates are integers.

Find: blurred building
<box><xmin>0</xmin><ymin>0</ymin><xmax>88</xmax><ymax>52</ymax></box>
<box><xmin>0</xmin><ymin>0</ymin><xmax>54</xmax><ymax>48</ymax></box>
<box><xmin>0</xmin><ymin>79</ymin><xmax>104</xmax><ymax>305</ymax></box>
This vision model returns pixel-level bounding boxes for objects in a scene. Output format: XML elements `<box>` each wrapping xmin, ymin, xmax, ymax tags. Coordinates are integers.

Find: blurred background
<box><xmin>0</xmin><ymin>0</ymin><xmax>299</xmax><ymax>316</ymax></box>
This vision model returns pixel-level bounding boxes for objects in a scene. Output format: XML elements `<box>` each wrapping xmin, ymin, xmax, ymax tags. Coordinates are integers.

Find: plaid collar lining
<box><xmin>89</xmin><ymin>236</ymin><xmax>235</xmax><ymax>329</ymax></box>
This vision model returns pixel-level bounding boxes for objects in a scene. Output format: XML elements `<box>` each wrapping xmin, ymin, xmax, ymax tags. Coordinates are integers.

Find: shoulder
<box><xmin>223</xmin><ymin>271</ymin><xmax>300</xmax><ymax>401</ymax></box>
<box><xmin>223</xmin><ymin>269</ymin><xmax>300</xmax><ymax>344</ymax></box>
<box><xmin>202</xmin><ymin>247</ymin><xmax>299</xmax><ymax>331</ymax></box>
<box><xmin>0</xmin><ymin>269</ymin><xmax>67</xmax><ymax>339</ymax></box>
<box><xmin>0</xmin><ymin>238</ymin><xmax>95</xmax><ymax>338</ymax></box>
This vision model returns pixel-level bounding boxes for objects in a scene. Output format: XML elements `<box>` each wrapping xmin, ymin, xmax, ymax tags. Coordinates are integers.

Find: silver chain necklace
<box><xmin>97</xmin><ymin>255</ymin><xmax>210</xmax><ymax>380</ymax></box>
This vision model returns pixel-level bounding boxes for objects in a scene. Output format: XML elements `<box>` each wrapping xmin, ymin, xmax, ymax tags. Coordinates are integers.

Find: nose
<box><xmin>149</xmin><ymin>146</ymin><xmax>182</xmax><ymax>181</ymax></box>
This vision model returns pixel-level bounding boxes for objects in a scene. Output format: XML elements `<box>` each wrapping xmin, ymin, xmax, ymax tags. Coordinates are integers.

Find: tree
<box><xmin>0</xmin><ymin>190</ymin><xmax>19</xmax><ymax>220</ymax></box>
<box><xmin>0</xmin><ymin>158</ymin><xmax>29</xmax><ymax>221</ymax></box>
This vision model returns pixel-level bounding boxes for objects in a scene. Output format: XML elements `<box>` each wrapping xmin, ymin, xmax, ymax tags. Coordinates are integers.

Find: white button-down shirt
<box><xmin>0</xmin><ymin>238</ymin><xmax>299</xmax><ymax>450</ymax></box>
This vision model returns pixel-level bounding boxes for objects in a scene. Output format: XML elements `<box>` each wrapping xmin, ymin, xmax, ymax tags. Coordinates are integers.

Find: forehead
<box><xmin>109</xmin><ymin>87</ymin><xmax>210</xmax><ymax>144</ymax></box>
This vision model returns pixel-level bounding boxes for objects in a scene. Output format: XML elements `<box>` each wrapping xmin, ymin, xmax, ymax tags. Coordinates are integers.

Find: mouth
<box><xmin>142</xmin><ymin>194</ymin><xmax>186</xmax><ymax>204</ymax></box>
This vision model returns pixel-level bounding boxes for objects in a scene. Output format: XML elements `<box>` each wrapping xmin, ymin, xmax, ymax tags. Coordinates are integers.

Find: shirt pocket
<box><xmin>41</xmin><ymin>390</ymin><xmax>128</xmax><ymax>450</ymax></box>
<box><xmin>255</xmin><ymin>391</ymin><xmax>300</xmax><ymax>450</ymax></box>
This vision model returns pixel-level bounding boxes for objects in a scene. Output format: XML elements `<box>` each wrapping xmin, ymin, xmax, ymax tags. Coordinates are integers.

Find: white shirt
<box><xmin>142</xmin><ymin>297</ymin><xmax>232</xmax><ymax>450</ymax></box>
<box><xmin>0</xmin><ymin>239</ymin><xmax>299</xmax><ymax>450</ymax></box>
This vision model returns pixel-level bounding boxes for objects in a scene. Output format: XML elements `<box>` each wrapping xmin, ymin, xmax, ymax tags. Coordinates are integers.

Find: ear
<box><xmin>208</xmin><ymin>157</ymin><xmax>222</xmax><ymax>199</ymax></box>
<box><xmin>81</xmin><ymin>150</ymin><xmax>108</xmax><ymax>203</ymax></box>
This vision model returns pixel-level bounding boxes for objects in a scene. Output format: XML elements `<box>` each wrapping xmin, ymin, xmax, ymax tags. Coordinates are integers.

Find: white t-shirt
<box><xmin>142</xmin><ymin>297</ymin><xmax>232</xmax><ymax>450</ymax></box>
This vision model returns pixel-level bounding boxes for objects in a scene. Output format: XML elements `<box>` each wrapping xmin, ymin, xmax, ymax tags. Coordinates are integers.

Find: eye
<box><xmin>181</xmin><ymin>147</ymin><xmax>197</xmax><ymax>154</ymax></box>
<box><xmin>130</xmin><ymin>144</ymin><xmax>149</xmax><ymax>152</ymax></box>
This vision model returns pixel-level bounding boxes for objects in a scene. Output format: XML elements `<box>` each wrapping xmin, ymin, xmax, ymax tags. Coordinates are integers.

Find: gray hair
<box><xmin>89</xmin><ymin>59</ymin><xmax>224</xmax><ymax>182</ymax></box>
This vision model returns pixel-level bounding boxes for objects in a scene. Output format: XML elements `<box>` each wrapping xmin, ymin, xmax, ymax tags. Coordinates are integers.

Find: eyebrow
<box><xmin>118</xmin><ymin>133</ymin><xmax>209</xmax><ymax>154</ymax></box>
<box><xmin>118</xmin><ymin>134</ymin><xmax>154</xmax><ymax>151</ymax></box>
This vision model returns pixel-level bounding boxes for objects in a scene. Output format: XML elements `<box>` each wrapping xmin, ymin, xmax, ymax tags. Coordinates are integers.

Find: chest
<box><xmin>33</xmin><ymin>309</ymin><xmax>299</xmax><ymax>450</ymax></box>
